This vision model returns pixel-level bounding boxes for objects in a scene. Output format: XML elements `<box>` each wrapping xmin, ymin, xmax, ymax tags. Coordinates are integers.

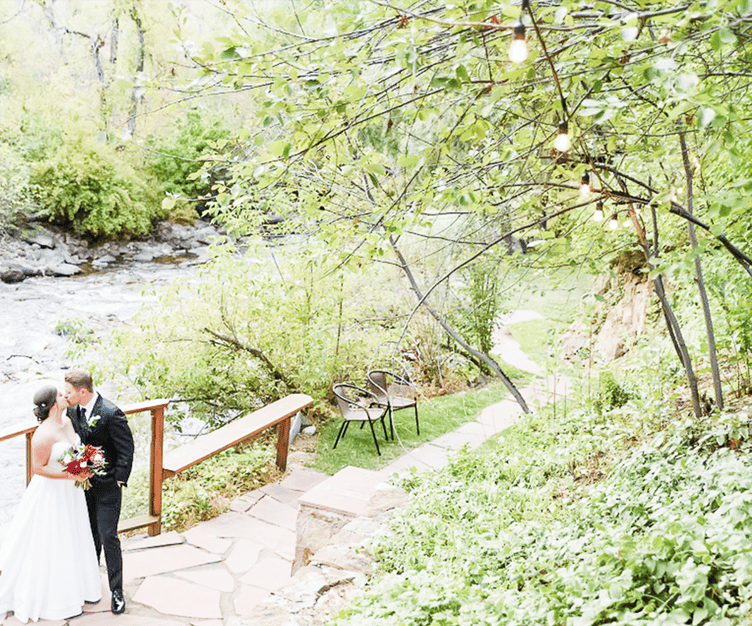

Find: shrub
<box><xmin>121</xmin><ymin>442</ymin><xmax>274</xmax><ymax>533</ymax></box>
<box><xmin>0</xmin><ymin>142</ymin><xmax>33</xmax><ymax>236</ymax></box>
<box><xmin>145</xmin><ymin>109</ymin><xmax>233</xmax><ymax>214</ymax></box>
<box><xmin>31</xmin><ymin>132</ymin><xmax>160</xmax><ymax>238</ymax></box>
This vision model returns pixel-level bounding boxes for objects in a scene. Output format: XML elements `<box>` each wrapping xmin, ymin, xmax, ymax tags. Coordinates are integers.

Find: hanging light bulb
<box><xmin>609</xmin><ymin>213</ymin><xmax>619</xmax><ymax>230</ymax></box>
<box><xmin>592</xmin><ymin>201</ymin><xmax>604</xmax><ymax>222</ymax></box>
<box><xmin>509</xmin><ymin>23</ymin><xmax>528</xmax><ymax>63</ymax></box>
<box><xmin>579</xmin><ymin>172</ymin><xmax>591</xmax><ymax>197</ymax></box>
<box><xmin>554</xmin><ymin>120</ymin><xmax>571</xmax><ymax>152</ymax></box>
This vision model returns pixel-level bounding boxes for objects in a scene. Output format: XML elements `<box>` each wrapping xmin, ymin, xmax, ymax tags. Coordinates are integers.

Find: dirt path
<box><xmin>491</xmin><ymin>310</ymin><xmax>545</xmax><ymax>375</ymax></box>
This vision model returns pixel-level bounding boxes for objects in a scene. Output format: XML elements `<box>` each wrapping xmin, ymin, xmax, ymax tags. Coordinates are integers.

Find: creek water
<box><xmin>0</xmin><ymin>256</ymin><xmax>199</xmax><ymax>522</ymax></box>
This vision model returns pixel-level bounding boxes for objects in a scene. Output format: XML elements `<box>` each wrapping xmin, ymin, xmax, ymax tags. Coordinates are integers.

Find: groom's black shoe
<box><xmin>111</xmin><ymin>589</ymin><xmax>126</xmax><ymax>614</ymax></box>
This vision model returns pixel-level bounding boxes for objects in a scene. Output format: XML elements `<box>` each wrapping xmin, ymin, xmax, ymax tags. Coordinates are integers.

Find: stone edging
<box><xmin>238</xmin><ymin>481</ymin><xmax>409</xmax><ymax>626</ymax></box>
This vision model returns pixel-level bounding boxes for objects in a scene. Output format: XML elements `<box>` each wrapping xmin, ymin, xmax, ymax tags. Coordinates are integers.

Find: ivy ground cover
<box><xmin>335</xmin><ymin>403</ymin><xmax>752</xmax><ymax>625</ymax></box>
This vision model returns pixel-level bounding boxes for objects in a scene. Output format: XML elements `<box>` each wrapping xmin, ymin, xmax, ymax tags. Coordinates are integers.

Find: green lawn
<box><xmin>311</xmin><ymin>382</ymin><xmax>513</xmax><ymax>474</ymax></box>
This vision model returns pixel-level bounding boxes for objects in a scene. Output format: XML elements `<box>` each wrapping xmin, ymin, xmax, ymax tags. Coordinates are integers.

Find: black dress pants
<box><xmin>85</xmin><ymin>480</ymin><xmax>123</xmax><ymax>593</ymax></box>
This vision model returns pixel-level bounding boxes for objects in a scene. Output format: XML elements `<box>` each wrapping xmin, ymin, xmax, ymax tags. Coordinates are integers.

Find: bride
<box><xmin>0</xmin><ymin>385</ymin><xmax>102</xmax><ymax>623</ymax></box>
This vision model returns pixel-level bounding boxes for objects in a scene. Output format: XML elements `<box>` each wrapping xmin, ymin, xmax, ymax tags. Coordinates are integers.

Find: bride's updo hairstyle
<box><xmin>33</xmin><ymin>385</ymin><xmax>57</xmax><ymax>422</ymax></box>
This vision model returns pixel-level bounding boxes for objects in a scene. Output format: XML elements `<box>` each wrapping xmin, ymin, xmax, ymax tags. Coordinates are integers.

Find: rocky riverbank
<box><xmin>0</xmin><ymin>220</ymin><xmax>222</xmax><ymax>283</ymax></box>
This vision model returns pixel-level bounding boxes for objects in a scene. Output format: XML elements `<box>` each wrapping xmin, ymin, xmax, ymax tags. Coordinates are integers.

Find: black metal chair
<box><xmin>366</xmin><ymin>369</ymin><xmax>419</xmax><ymax>440</ymax></box>
<box><xmin>332</xmin><ymin>383</ymin><xmax>389</xmax><ymax>455</ymax></box>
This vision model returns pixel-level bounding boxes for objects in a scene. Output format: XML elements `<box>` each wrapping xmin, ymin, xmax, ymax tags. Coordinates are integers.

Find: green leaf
<box><xmin>365</xmin><ymin>162</ymin><xmax>385</xmax><ymax>175</ymax></box>
<box><xmin>397</xmin><ymin>154</ymin><xmax>420</xmax><ymax>168</ymax></box>
<box><xmin>220</xmin><ymin>47</ymin><xmax>240</xmax><ymax>60</ymax></box>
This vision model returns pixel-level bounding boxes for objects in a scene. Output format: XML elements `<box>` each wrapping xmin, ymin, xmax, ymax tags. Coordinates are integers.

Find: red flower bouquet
<box><xmin>59</xmin><ymin>443</ymin><xmax>106</xmax><ymax>490</ymax></box>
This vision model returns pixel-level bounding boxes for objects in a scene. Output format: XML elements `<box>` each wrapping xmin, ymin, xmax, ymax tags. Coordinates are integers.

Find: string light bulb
<box><xmin>509</xmin><ymin>23</ymin><xmax>528</xmax><ymax>63</ymax></box>
<box><xmin>609</xmin><ymin>213</ymin><xmax>619</xmax><ymax>230</ymax></box>
<box><xmin>592</xmin><ymin>201</ymin><xmax>604</xmax><ymax>222</ymax></box>
<box><xmin>554</xmin><ymin>120</ymin><xmax>571</xmax><ymax>152</ymax></box>
<box><xmin>579</xmin><ymin>172</ymin><xmax>591</xmax><ymax>196</ymax></box>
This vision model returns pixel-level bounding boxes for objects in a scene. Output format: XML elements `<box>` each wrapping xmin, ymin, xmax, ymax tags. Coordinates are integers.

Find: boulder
<box><xmin>24</xmin><ymin>227</ymin><xmax>57</xmax><ymax>249</ymax></box>
<box><xmin>193</xmin><ymin>225</ymin><xmax>221</xmax><ymax>246</ymax></box>
<box><xmin>48</xmin><ymin>263</ymin><xmax>83</xmax><ymax>277</ymax></box>
<box><xmin>1</xmin><ymin>269</ymin><xmax>26</xmax><ymax>283</ymax></box>
<box><xmin>132</xmin><ymin>250</ymin><xmax>156</xmax><ymax>262</ymax></box>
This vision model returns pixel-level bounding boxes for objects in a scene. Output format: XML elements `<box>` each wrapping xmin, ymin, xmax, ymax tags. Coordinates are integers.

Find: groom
<box><xmin>64</xmin><ymin>369</ymin><xmax>134</xmax><ymax>615</ymax></box>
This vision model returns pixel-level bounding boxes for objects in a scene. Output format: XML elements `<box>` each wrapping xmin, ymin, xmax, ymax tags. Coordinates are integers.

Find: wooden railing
<box><xmin>120</xmin><ymin>399</ymin><xmax>169</xmax><ymax>536</ymax></box>
<box><xmin>1</xmin><ymin>395</ymin><xmax>310</xmax><ymax>538</ymax></box>
<box><xmin>0</xmin><ymin>399</ymin><xmax>169</xmax><ymax>537</ymax></box>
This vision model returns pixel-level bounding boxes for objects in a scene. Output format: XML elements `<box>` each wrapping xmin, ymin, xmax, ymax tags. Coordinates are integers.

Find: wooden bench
<box><xmin>162</xmin><ymin>393</ymin><xmax>313</xmax><ymax>479</ymax></box>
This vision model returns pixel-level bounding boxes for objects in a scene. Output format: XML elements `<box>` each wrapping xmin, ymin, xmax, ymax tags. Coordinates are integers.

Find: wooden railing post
<box><xmin>276</xmin><ymin>416</ymin><xmax>291</xmax><ymax>473</ymax></box>
<box><xmin>148</xmin><ymin>404</ymin><xmax>165</xmax><ymax>536</ymax></box>
<box><xmin>25</xmin><ymin>431</ymin><xmax>33</xmax><ymax>484</ymax></box>
<box><xmin>4</xmin><ymin>399</ymin><xmax>169</xmax><ymax>537</ymax></box>
<box><xmin>118</xmin><ymin>399</ymin><xmax>170</xmax><ymax>536</ymax></box>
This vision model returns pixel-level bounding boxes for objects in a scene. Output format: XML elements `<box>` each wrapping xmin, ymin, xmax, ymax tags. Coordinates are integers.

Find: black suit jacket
<box><xmin>69</xmin><ymin>394</ymin><xmax>134</xmax><ymax>487</ymax></box>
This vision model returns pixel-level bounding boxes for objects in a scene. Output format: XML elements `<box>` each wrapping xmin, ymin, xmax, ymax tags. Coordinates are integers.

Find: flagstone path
<box><xmin>0</xmin><ymin>372</ymin><xmax>568</xmax><ymax>626</ymax></box>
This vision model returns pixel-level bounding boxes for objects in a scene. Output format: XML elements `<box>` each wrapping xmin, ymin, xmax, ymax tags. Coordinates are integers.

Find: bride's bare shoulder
<box><xmin>31</xmin><ymin>421</ymin><xmax>56</xmax><ymax>445</ymax></box>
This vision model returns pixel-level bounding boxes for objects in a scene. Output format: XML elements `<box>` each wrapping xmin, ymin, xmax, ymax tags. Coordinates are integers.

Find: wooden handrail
<box><xmin>2</xmin><ymin>395</ymin><xmax>307</xmax><ymax>537</ymax></box>
<box><xmin>1</xmin><ymin>399</ymin><xmax>169</xmax><ymax>537</ymax></box>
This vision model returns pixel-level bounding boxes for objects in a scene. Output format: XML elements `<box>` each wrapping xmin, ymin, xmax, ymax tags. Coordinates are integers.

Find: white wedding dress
<box><xmin>0</xmin><ymin>439</ymin><xmax>102</xmax><ymax>623</ymax></box>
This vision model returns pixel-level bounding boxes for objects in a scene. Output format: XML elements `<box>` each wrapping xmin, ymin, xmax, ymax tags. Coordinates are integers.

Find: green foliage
<box><xmin>593</xmin><ymin>370</ymin><xmax>632</xmax><ymax>415</ymax></box>
<box><xmin>452</xmin><ymin>256</ymin><xmax>505</xmax><ymax>355</ymax></box>
<box><xmin>161</xmin><ymin>443</ymin><xmax>273</xmax><ymax>531</ymax></box>
<box><xmin>175</xmin><ymin>0</ymin><xmax>752</xmax><ymax>415</ymax></box>
<box><xmin>16</xmin><ymin>112</ymin><xmax>62</xmax><ymax>162</ymax></box>
<box><xmin>335</xmin><ymin>394</ymin><xmax>752</xmax><ymax>625</ymax></box>
<box><xmin>145</xmin><ymin>110</ymin><xmax>234</xmax><ymax>213</ymax></box>
<box><xmin>103</xmin><ymin>241</ymin><xmax>413</xmax><ymax>428</ymax></box>
<box><xmin>702</xmin><ymin>252</ymin><xmax>752</xmax><ymax>396</ymax></box>
<box><xmin>0</xmin><ymin>141</ymin><xmax>32</xmax><ymax>236</ymax></box>
<box><xmin>31</xmin><ymin>130</ymin><xmax>161</xmax><ymax>238</ymax></box>
<box><xmin>122</xmin><ymin>443</ymin><xmax>273</xmax><ymax>532</ymax></box>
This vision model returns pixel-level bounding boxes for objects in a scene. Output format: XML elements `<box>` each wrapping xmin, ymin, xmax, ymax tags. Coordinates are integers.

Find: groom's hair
<box><xmin>65</xmin><ymin>369</ymin><xmax>94</xmax><ymax>392</ymax></box>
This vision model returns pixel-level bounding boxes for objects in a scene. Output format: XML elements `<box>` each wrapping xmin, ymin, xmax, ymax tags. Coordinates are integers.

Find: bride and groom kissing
<box><xmin>0</xmin><ymin>369</ymin><xmax>134</xmax><ymax>623</ymax></box>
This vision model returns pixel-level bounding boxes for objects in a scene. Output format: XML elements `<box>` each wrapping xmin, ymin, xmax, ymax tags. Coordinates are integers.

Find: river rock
<box><xmin>1</xmin><ymin>261</ymin><xmax>42</xmax><ymax>280</ymax></box>
<box><xmin>1</xmin><ymin>269</ymin><xmax>26</xmax><ymax>283</ymax></box>
<box><xmin>186</xmin><ymin>245</ymin><xmax>211</xmax><ymax>265</ymax></box>
<box><xmin>132</xmin><ymin>249</ymin><xmax>156</xmax><ymax>262</ymax></box>
<box><xmin>92</xmin><ymin>254</ymin><xmax>117</xmax><ymax>268</ymax></box>
<box><xmin>34</xmin><ymin>247</ymin><xmax>68</xmax><ymax>269</ymax></box>
<box><xmin>24</xmin><ymin>227</ymin><xmax>57</xmax><ymax>249</ymax></box>
<box><xmin>48</xmin><ymin>262</ymin><xmax>83</xmax><ymax>277</ymax></box>
<box><xmin>193</xmin><ymin>224</ymin><xmax>221</xmax><ymax>245</ymax></box>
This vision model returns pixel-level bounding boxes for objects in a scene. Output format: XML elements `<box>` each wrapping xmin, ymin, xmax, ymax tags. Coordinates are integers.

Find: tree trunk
<box><xmin>619</xmin><ymin>178</ymin><xmax>702</xmax><ymax>418</ymax></box>
<box><xmin>389</xmin><ymin>237</ymin><xmax>531</xmax><ymax>413</ymax></box>
<box><xmin>679</xmin><ymin>131</ymin><xmax>723</xmax><ymax>410</ymax></box>
<box><xmin>648</xmin><ymin>206</ymin><xmax>703</xmax><ymax>417</ymax></box>
<box><xmin>127</xmin><ymin>7</ymin><xmax>146</xmax><ymax>136</ymax></box>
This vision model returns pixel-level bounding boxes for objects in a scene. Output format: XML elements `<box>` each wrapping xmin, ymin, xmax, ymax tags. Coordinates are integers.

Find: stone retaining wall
<box><xmin>240</xmin><ymin>482</ymin><xmax>408</xmax><ymax>625</ymax></box>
